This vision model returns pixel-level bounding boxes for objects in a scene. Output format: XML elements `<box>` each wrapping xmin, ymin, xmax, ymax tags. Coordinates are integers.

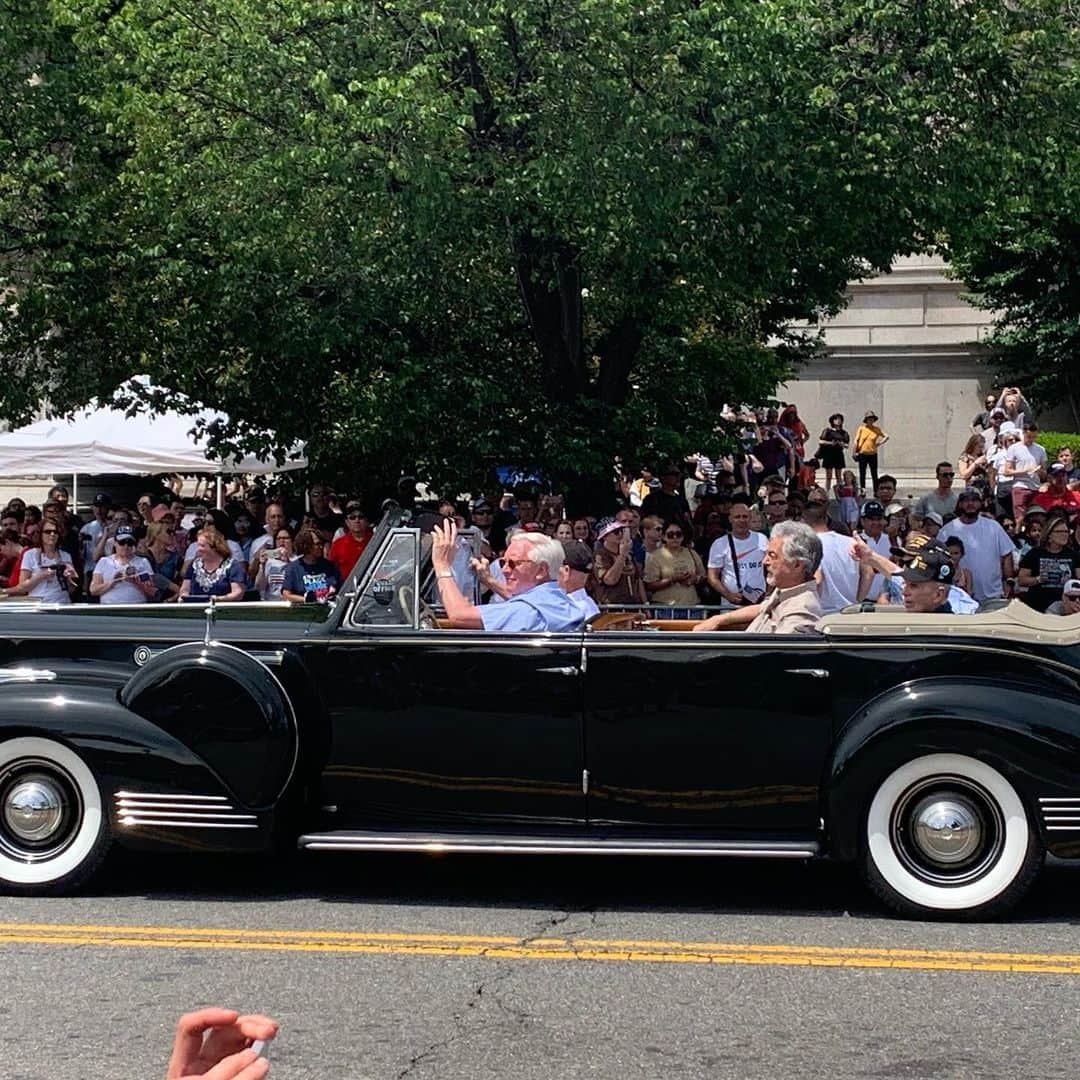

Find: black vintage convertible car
<box><xmin>1</xmin><ymin>508</ymin><xmax>1079</xmax><ymax>920</ymax></box>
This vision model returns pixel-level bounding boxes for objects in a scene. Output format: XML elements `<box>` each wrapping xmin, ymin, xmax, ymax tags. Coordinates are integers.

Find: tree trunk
<box><xmin>514</xmin><ymin>231</ymin><xmax>586</xmax><ymax>404</ymax></box>
<box><xmin>595</xmin><ymin>313</ymin><xmax>647</xmax><ymax>407</ymax></box>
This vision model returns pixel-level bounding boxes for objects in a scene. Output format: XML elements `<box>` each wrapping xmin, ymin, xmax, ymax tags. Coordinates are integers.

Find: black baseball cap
<box><xmin>92</xmin><ymin>493</ymin><xmax>112</xmax><ymax>507</ymax></box>
<box><xmin>958</xmin><ymin>486</ymin><xmax>983</xmax><ymax>501</ymax></box>
<box><xmin>897</xmin><ymin>541</ymin><xmax>954</xmax><ymax>584</ymax></box>
<box><xmin>861</xmin><ymin>499</ymin><xmax>886</xmax><ymax>518</ymax></box>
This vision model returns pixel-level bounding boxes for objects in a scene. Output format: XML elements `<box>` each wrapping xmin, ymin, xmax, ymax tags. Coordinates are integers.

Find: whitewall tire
<box><xmin>0</xmin><ymin>736</ymin><xmax>110</xmax><ymax>893</ymax></box>
<box><xmin>862</xmin><ymin>753</ymin><xmax>1042</xmax><ymax>919</ymax></box>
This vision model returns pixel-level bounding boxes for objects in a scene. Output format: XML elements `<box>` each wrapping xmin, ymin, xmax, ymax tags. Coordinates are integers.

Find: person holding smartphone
<box><xmin>89</xmin><ymin>525</ymin><xmax>156</xmax><ymax>604</ymax></box>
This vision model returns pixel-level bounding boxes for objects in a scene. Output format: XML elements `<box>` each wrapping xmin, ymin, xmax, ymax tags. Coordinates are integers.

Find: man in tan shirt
<box><xmin>693</xmin><ymin>521</ymin><xmax>822</xmax><ymax>634</ymax></box>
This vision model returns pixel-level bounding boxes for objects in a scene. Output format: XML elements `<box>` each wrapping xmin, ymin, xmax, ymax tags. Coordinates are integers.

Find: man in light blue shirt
<box><xmin>431</xmin><ymin>520</ymin><xmax>583</xmax><ymax>631</ymax></box>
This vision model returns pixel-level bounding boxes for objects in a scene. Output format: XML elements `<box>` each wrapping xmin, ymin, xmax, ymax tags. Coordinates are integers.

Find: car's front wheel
<box><xmin>861</xmin><ymin>752</ymin><xmax>1042</xmax><ymax>920</ymax></box>
<box><xmin>0</xmin><ymin>736</ymin><xmax>110</xmax><ymax>894</ymax></box>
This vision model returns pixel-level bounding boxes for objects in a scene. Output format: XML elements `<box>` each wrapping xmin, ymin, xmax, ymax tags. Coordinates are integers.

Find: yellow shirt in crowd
<box><xmin>853</xmin><ymin>423</ymin><xmax>886</xmax><ymax>455</ymax></box>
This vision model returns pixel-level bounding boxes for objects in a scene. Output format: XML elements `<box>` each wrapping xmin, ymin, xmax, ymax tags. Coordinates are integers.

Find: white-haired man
<box><xmin>693</xmin><ymin>521</ymin><xmax>823</xmax><ymax>634</ymax></box>
<box><xmin>431</xmin><ymin>519</ymin><xmax>582</xmax><ymax>631</ymax></box>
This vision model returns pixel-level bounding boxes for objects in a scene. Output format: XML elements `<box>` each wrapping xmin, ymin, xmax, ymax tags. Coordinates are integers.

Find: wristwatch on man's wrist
<box><xmin>436</xmin><ymin>570</ymin><xmax>454</xmax><ymax>578</ymax></box>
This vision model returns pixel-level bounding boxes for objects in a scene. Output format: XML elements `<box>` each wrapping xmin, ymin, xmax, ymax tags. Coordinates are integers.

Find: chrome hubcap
<box><xmin>3</xmin><ymin>776</ymin><xmax>65</xmax><ymax>843</ymax></box>
<box><xmin>910</xmin><ymin>796</ymin><xmax>981</xmax><ymax>865</ymax></box>
<box><xmin>891</xmin><ymin>776</ymin><xmax>1004</xmax><ymax>886</ymax></box>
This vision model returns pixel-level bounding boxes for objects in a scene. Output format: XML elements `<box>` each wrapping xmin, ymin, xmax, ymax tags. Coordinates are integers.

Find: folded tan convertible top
<box><xmin>818</xmin><ymin>600</ymin><xmax>1080</xmax><ymax>645</ymax></box>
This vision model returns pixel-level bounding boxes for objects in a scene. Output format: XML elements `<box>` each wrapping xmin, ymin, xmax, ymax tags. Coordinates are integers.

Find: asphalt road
<box><xmin>2</xmin><ymin>851</ymin><xmax>1079</xmax><ymax>1080</ymax></box>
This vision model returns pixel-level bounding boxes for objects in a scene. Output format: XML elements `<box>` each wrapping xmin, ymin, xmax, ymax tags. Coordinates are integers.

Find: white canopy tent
<box><xmin>0</xmin><ymin>377</ymin><xmax>306</xmax><ymax>506</ymax></box>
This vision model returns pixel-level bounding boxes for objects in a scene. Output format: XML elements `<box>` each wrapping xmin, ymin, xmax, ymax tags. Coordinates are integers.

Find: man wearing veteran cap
<box><xmin>898</xmin><ymin>541</ymin><xmax>956</xmax><ymax>613</ymax></box>
<box><xmin>850</xmin><ymin>532</ymin><xmax>980</xmax><ymax>613</ymax></box>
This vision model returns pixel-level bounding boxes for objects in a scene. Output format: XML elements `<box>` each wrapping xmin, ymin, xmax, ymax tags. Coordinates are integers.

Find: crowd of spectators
<box><xmin>0</xmin><ymin>483</ymin><xmax>374</xmax><ymax>606</ymax></box>
<box><xmin>3</xmin><ymin>385</ymin><xmax>1080</xmax><ymax>620</ymax></box>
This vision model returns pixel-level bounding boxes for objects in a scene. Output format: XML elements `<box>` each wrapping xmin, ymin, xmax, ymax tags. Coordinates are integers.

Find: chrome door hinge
<box><xmin>582</xmin><ymin>769</ymin><xmax>590</xmax><ymax>795</ymax></box>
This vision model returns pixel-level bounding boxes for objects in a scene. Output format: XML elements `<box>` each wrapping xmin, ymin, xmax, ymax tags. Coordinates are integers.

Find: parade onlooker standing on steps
<box><xmin>853</xmin><ymin>411</ymin><xmax>889</xmax><ymax>493</ymax></box>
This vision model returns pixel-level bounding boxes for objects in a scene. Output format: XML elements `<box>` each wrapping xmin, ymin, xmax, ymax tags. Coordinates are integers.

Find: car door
<box><xmin>582</xmin><ymin>629</ymin><xmax>834</xmax><ymax>833</ymax></box>
<box><xmin>316</xmin><ymin>528</ymin><xmax>587</xmax><ymax>829</ymax></box>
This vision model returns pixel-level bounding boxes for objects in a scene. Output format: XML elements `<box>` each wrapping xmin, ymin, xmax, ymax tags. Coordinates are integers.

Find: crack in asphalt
<box><xmin>396</xmin><ymin>906</ymin><xmax>595</xmax><ymax>1078</ymax></box>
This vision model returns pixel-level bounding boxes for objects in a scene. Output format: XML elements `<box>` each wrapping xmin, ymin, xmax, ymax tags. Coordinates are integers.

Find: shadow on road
<box><xmin>88</xmin><ymin>848</ymin><xmax>1079</xmax><ymax>925</ymax></box>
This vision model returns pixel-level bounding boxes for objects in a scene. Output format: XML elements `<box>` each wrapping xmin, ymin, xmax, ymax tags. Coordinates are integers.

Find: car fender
<box><xmin>0</xmin><ymin>679</ymin><xmax>243</xmax><ymax>803</ymax></box>
<box><xmin>119</xmin><ymin>640</ymin><xmax>298</xmax><ymax>810</ymax></box>
<box><xmin>826</xmin><ymin>675</ymin><xmax>1080</xmax><ymax>861</ymax></box>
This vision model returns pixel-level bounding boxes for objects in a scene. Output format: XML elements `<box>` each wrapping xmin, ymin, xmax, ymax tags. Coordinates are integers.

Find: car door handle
<box><xmin>538</xmin><ymin>666</ymin><xmax>581</xmax><ymax>676</ymax></box>
<box><xmin>785</xmin><ymin>668</ymin><xmax>829</xmax><ymax>679</ymax></box>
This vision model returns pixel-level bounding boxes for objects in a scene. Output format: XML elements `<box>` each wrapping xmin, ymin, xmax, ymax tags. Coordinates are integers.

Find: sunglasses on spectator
<box><xmin>665</xmin><ymin>531</ymin><xmax>683</xmax><ymax>538</ymax></box>
<box><xmin>646</xmin><ymin>524</ymin><xmax>663</xmax><ymax>531</ymax></box>
<box><xmin>501</xmin><ymin>557</ymin><xmax>533</xmax><ymax>571</ymax></box>
<box><xmin>939</xmin><ymin>471</ymin><xmax>955</xmax><ymax>477</ymax></box>
<box><xmin>41</xmin><ymin>529</ymin><xmax>59</xmax><ymax>536</ymax></box>
<box><xmin>116</xmin><ymin>538</ymin><xmax>135</xmax><ymax>546</ymax></box>
<box><xmin>768</xmin><ymin>499</ymin><xmax>787</xmax><ymax>506</ymax></box>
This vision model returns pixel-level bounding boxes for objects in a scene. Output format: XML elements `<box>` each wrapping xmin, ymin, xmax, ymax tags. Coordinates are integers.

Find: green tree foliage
<box><xmin>945</xmin><ymin>6</ymin><xmax>1080</xmax><ymax>426</ymax></box>
<box><xmin>1</xmin><ymin>0</ymin><xmax>1075</xmax><ymax>495</ymax></box>
<box><xmin>953</xmin><ymin>216</ymin><xmax>1080</xmax><ymax>428</ymax></box>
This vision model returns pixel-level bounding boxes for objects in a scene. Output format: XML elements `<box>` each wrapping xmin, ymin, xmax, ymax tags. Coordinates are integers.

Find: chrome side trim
<box><xmin>0</xmin><ymin>667</ymin><xmax>58</xmax><ymax>684</ymax></box>
<box><xmin>132</xmin><ymin>647</ymin><xmax>286</xmax><ymax>668</ymax></box>
<box><xmin>1037</xmin><ymin>797</ymin><xmax>1080</xmax><ymax>832</ymax></box>
<box><xmin>115</xmin><ymin>791</ymin><xmax>228</xmax><ymax>801</ymax></box>
<box><xmin>297</xmin><ymin>833</ymin><xmax>819</xmax><ymax>858</ymax></box>
<box><xmin>785</xmin><ymin>668</ymin><xmax>829</xmax><ymax>678</ymax></box>
<box><xmin>121</xmin><ymin>819</ymin><xmax>260</xmax><ymax>830</ymax></box>
<box><xmin>114</xmin><ymin>791</ymin><xmax>258</xmax><ymax>830</ymax></box>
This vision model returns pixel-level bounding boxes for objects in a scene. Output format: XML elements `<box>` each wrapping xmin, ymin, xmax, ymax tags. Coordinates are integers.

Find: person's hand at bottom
<box><xmin>166</xmin><ymin>1008</ymin><xmax>278</xmax><ymax>1079</ymax></box>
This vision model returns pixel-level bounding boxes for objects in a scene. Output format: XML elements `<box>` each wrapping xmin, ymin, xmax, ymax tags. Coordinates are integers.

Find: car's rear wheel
<box><xmin>0</xmin><ymin>737</ymin><xmax>110</xmax><ymax>894</ymax></box>
<box><xmin>861</xmin><ymin>752</ymin><xmax>1042</xmax><ymax>920</ymax></box>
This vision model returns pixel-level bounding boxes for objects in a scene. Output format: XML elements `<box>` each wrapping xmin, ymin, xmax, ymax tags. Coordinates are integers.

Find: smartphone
<box><xmin>250</xmin><ymin>1039</ymin><xmax>269</xmax><ymax>1058</ymax></box>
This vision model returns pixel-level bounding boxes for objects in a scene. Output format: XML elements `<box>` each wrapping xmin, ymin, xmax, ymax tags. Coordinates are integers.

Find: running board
<box><xmin>297</xmin><ymin>830</ymin><xmax>820</xmax><ymax>859</ymax></box>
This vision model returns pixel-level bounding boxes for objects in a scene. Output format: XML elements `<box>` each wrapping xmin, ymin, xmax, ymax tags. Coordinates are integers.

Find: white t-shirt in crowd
<box><xmin>707</xmin><ymin>531</ymin><xmax>767</xmax><ymax>608</ymax></box>
<box><xmin>857</xmin><ymin>529</ymin><xmax>892</xmax><ymax>600</ymax></box>
<box><xmin>1005</xmin><ymin>442</ymin><xmax>1040</xmax><ymax>491</ymax></box>
<box><xmin>817</xmin><ymin>530</ymin><xmax>862</xmax><ymax>614</ymax></box>
<box><xmin>939</xmin><ymin>516</ymin><xmax>1016</xmax><ymax>601</ymax></box>
<box><xmin>79</xmin><ymin>519</ymin><xmax>105</xmax><ymax>575</ymax></box>
<box><xmin>21</xmin><ymin>548</ymin><xmax>74</xmax><ymax>603</ymax></box>
<box><xmin>259</xmin><ymin>555</ymin><xmax>295</xmax><ymax>601</ymax></box>
<box><xmin>185</xmin><ymin>539</ymin><xmax>245</xmax><ymax>565</ymax></box>
<box><xmin>94</xmin><ymin>554</ymin><xmax>153</xmax><ymax>604</ymax></box>
<box><xmin>988</xmin><ymin>444</ymin><xmax>1010</xmax><ymax>492</ymax></box>
<box><xmin>249</xmin><ymin>533</ymin><xmax>274</xmax><ymax>562</ymax></box>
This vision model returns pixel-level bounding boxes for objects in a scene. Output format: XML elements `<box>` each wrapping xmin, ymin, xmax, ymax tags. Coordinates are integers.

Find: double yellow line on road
<box><xmin>1</xmin><ymin>921</ymin><xmax>1078</xmax><ymax>975</ymax></box>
